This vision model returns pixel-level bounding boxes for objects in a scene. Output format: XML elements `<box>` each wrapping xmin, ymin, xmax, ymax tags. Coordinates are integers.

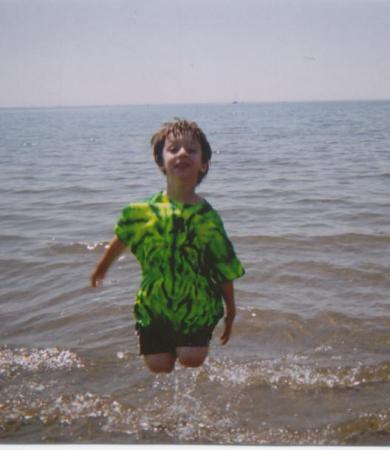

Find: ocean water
<box><xmin>0</xmin><ymin>100</ymin><xmax>389</xmax><ymax>444</ymax></box>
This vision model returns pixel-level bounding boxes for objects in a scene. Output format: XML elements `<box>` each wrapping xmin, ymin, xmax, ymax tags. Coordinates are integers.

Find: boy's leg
<box><xmin>144</xmin><ymin>352</ymin><xmax>176</xmax><ymax>373</ymax></box>
<box><xmin>176</xmin><ymin>346</ymin><xmax>208</xmax><ymax>368</ymax></box>
<box><xmin>175</xmin><ymin>325</ymin><xmax>213</xmax><ymax>368</ymax></box>
<box><xmin>137</xmin><ymin>319</ymin><xmax>177</xmax><ymax>373</ymax></box>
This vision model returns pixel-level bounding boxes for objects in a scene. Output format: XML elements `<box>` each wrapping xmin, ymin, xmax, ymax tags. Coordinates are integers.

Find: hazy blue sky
<box><xmin>1</xmin><ymin>0</ymin><xmax>390</xmax><ymax>107</ymax></box>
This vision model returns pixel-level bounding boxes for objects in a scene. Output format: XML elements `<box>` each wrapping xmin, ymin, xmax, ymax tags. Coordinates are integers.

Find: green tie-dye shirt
<box><xmin>115</xmin><ymin>191</ymin><xmax>245</xmax><ymax>334</ymax></box>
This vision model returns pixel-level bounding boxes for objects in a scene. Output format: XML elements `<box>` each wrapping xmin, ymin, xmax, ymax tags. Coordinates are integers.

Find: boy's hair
<box><xmin>151</xmin><ymin>119</ymin><xmax>212</xmax><ymax>184</ymax></box>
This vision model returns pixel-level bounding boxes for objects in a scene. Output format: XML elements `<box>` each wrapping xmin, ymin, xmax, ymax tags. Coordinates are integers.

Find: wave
<box><xmin>271</xmin><ymin>260</ymin><xmax>390</xmax><ymax>285</ymax></box>
<box><xmin>232</xmin><ymin>308</ymin><xmax>390</xmax><ymax>357</ymax></box>
<box><xmin>2</xmin><ymin>341</ymin><xmax>387</xmax><ymax>395</ymax></box>
<box><xmin>335</xmin><ymin>409</ymin><xmax>390</xmax><ymax>444</ymax></box>
<box><xmin>2</xmin><ymin>359</ymin><xmax>388</xmax><ymax>445</ymax></box>
<box><xmin>3</xmin><ymin>396</ymin><xmax>388</xmax><ymax>445</ymax></box>
<box><xmin>234</xmin><ymin>232</ymin><xmax>390</xmax><ymax>247</ymax></box>
<box><xmin>204</xmin><ymin>356</ymin><xmax>390</xmax><ymax>390</ymax></box>
<box><xmin>0</xmin><ymin>346</ymin><xmax>84</xmax><ymax>378</ymax></box>
<box><xmin>4</xmin><ymin>185</ymin><xmax>104</xmax><ymax>195</ymax></box>
<box><xmin>3</xmin><ymin>341</ymin><xmax>388</xmax><ymax>394</ymax></box>
<box><xmin>44</xmin><ymin>241</ymin><xmax>110</xmax><ymax>256</ymax></box>
<box><xmin>1</xmin><ymin>343</ymin><xmax>389</xmax><ymax>445</ymax></box>
<box><xmin>40</xmin><ymin>232</ymin><xmax>390</xmax><ymax>257</ymax></box>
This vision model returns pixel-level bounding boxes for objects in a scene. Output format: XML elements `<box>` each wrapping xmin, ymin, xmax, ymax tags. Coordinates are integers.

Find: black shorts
<box><xmin>136</xmin><ymin>319</ymin><xmax>215</xmax><ymax>355</ymax></box>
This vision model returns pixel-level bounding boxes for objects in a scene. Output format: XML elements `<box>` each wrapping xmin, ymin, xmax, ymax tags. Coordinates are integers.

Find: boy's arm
<box><xmin>90</xmin><ymin>236</ymin><xmax>127</xmax><ymax>287</ymax></box>
<box><xmin>220</xmin><ymin>281</ymin><xmax>236</xmax><ymax>345</ymax></box>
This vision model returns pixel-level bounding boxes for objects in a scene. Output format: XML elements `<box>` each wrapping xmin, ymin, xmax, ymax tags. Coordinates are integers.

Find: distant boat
<box><xmin>232</xmin><ymin>100</ymin><xmax>238</xmax><ymax>104</ymax></box>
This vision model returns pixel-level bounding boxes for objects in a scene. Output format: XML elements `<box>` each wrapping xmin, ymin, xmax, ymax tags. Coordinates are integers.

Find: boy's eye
<box><xmin>167</xmin><ymin>146</ymin><xmax>198</xmax><ymax>154</ymax></box>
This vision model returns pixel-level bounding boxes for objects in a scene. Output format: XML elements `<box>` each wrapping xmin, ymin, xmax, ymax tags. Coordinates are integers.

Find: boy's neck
<box><xmin>165</xmin><ymin>181</ymin><xmax>200</xmax><ymax>205</ymax></box>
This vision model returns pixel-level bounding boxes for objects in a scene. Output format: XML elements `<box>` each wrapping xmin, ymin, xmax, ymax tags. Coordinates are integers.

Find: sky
<box><xmin>1</xmin><ymin>0</ymin><xmax>390</xmax><ymax>107</ymax></box>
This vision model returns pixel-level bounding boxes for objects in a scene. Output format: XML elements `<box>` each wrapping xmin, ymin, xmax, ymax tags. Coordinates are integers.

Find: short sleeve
<box><xmin>114</xmin><ymin>203</ymin><xmax>149</xmax><ymax>248</ymax></box>
<box><xmin>206</xmin><ymin>213</ymin><xmax>245</xmax><ymax>284</ymax></box>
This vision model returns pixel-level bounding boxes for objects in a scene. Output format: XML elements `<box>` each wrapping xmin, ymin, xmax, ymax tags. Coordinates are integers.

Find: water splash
<box><xmin>203</xmin><ymin>354</ymin><xmax>390</xmax><ymax>390</ymax></box>
<box><xmin>1</xmin><ymin>358</ymin><xmax>389</xmax><ymax>444</ymax></box>
<box><xmin>0</xmin><ymin>347</ymin><xmax>84</xmax><ymax>377</ymax></box>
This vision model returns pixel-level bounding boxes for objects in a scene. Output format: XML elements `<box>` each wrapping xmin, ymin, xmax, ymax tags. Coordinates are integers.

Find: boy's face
<box><xmin>161</xmin><ymin>131</ymin><xmax>208</xmax><ymax>185</ymax></box>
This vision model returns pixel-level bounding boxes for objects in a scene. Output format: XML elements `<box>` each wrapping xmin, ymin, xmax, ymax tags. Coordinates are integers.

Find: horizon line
<box><xmin>1</xmin><ymin>97</ymin><xmax>389</xmax><ymax>110</ymax></box>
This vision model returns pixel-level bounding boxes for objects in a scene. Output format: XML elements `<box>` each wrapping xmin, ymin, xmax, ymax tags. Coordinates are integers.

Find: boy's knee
<box><xmin>144</xmin><ymin>354</ymin><xmax>176</xmax><ymax>374</ymax></box>
<box><xmin>179</xmin><ymin>357</ymin><xmax>204</xmax><ymax>368</ymax></box>
<box><xmin>148</xmin><ymin>365</ymin><xmax>175</xmax><ymax>374</ymax></box>
<box><xmin>176</xmin><ymin>347</ymin><xmax>208</xmax><ymax>368</ymax></box>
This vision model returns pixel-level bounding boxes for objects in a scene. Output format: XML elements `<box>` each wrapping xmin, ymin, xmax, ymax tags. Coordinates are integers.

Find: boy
<box><xmin>91</xmin><ymin>119</ymin><xmax>244</xmax><ymax>373</ymax></box>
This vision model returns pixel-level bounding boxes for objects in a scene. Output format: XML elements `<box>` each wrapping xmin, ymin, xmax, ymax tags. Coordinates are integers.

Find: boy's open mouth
<box><xmin>174</xmin><ymin>161</ymin><xmax>190</xmax><ymax>168</ymax></box>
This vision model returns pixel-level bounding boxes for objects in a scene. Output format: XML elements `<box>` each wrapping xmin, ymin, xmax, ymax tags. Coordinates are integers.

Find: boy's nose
<box><xmin>177</xmin><ymin>146</ymin><xmax>189</xmax><ymax>156</ymax></box>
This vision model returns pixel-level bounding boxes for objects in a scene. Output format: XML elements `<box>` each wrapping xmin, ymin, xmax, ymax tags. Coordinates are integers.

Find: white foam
<box><xmin>0</xmin><ymin>347</ymin><xmax>84</xmax><ymax>376</ymax></box>
<box><xmin>203</xmin><ymin>354</ymin><xmax>390</xmax><ymax>390</ymax></box>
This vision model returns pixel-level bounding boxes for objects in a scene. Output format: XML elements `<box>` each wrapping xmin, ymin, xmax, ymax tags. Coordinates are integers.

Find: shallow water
<box><xmin>1</xmin><ymin>101</ymin><xmax>390</xmax><ymax>444</ymax></box>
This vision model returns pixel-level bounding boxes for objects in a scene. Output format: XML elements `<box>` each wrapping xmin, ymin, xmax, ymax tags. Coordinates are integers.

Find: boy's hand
<box><xmin>90</xmin><ymin>268</ymin><xmax>105</xmax><ymax>287</ymax></box>
<box><xmin>90</xmin><ymin>236</ymin><xmax>126</xmax><ymax>288</ymax></box>
<box><xmin>220</xmin><ymin>315</ymin><xmax>234</xmax><ymax>345</ymax></box>
<box><xmin>220</xmin><ymin>281</ymin><xmax>236</xmax><ymax>345</ymax></box>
